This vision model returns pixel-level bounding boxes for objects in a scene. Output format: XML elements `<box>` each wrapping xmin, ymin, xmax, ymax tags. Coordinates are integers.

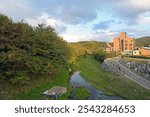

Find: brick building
<box><xmin>133</xmin><ymin>47</ymin><xmax>150</xmax><ymax>56</ymax></box>
<box><xmin>140</xmin><ymin>47</ymin><xmax>150</xmax><ymax>56</ymax></box>
<box><xmin>114</xmin><ymin>32</ymin><xmax>135</xmax><ymax>55</ymax></box>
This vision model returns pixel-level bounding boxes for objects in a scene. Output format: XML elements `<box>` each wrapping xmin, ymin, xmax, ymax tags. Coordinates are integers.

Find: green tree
<box><xmin>0</xmin><ymin>13</ymin><xmax>70</xmax><ymax>84</ymax></box>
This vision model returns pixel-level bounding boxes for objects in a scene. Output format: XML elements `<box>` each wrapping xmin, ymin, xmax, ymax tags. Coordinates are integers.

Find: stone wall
<box><xmin>118</xmin><ymin>59</ymin><xmax>150</xmax><ymax>80</ymax></box>
<box><xmin>102</xmin><ymin>60</ymin><xmax>125</xmax><ymax>76</ymax></box>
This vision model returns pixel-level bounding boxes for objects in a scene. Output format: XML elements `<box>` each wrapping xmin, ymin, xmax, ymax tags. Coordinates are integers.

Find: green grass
<box><xmin>0</xmin><ymin>69</ymin><xmax>71</xmax><ymax>100</ymax></box>
<box><xmin>74</xmin><ymin>56</ymin><xmax>150</xmax><ymax>99</ymax></box>
<box><xmin>124</xmin><ymin>57</ymin><xmax>149</xmax><ymax>64</ymax></box>
<box><xmin>74</xmin><ymin>86</ymin><xmax>90</xmax><ymax>100</ymax></box>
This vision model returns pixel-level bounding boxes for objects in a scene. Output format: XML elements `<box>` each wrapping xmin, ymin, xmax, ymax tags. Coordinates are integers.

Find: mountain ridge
<box><xmin>135</xmin><ymin>36</ymin><xmax>150</xmax><ymax>47</ymax></box>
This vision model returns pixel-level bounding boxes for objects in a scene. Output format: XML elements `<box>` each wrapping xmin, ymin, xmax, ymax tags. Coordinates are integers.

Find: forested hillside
<box><xmin>69</xmin><ymin>41</ymin><xmax>107</xmax><ymax>62</ymax></box>
<box><xmin>0</xmin><ymin>14</ymin><xmax>70</xmax><ymax>84</ymax></box>
<box><xmin>0</xmin><ymin>13</ymin><xmax>116</xmax><ymax>85</ymax></box>
<box><xmin>135</xmin><ymin>37</ymin><xmax>150</xmax><ymax>47</ymax></box>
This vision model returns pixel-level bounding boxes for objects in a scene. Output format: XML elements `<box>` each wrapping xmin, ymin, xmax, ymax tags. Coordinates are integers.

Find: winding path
<box><xmin>104</xmin><ymin>58</ymin><xmax>150</xmax><ymax>90</ymax></box>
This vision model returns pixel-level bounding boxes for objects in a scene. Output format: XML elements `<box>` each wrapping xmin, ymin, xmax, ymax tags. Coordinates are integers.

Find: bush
<box><xmin>94</xmin><ymin>51</ymin><xmax>116</xmax><ymax>62</ymax></box>
<box><xmin>0</xmin><ymin>14</ymin><xmax>70</xmax><ymax>84</ymax></box>
<box><xmin>9</xmin><ymin>71</ymin><xmax>29</xmax><ymax>85</ymax></box>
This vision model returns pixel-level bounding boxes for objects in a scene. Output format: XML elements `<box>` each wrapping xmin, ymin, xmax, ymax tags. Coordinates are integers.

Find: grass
<box><xmin>1</xmin><ymin>56</ymin><xmax>149</xmax><ymax>100</ymax></box>
<box><xmin>0</xmin><ymin>69</ymin><xmax>71</xmax><ymax>100</ymax></box>
<box><xmin>124</xmin><ymin>57</ymin><xmax>149</xmax><ymax>64</ymax></box>
<box><xmin>74</xmin><ymin>56</ymin><xmax>150</xmax><ymax>99</ymax></box>
<box><xmin>74</xmin><ymin>86</ymin><xmax>90</xmax><ymax>100</ymax></box>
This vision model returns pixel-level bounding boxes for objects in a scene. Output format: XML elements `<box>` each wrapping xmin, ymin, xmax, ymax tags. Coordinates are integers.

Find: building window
<box><xmin>125</xmin><ymin>47</ymin><xmax>127</xmax><ymax>50</ymax></box>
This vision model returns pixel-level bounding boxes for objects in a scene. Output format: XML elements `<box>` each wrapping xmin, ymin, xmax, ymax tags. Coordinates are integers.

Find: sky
<box><xmin>0</xmin><ymin>0</ymin><xmax>150</xmax><ymax>42</ymax></box>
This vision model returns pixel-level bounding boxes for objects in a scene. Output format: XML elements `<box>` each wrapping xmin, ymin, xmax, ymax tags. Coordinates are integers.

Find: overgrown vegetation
<box><xmin>0</xmin><ymin>69</ymin><xmax>70</xmax><ymax>99</ymax></box>
<box><xmin>0</xmin><ymin>13</ymin><xmax>70</xmax><ymax>85</ymax></box>
<box><xmin>94</xmin><ymin>51</ymin><xmax>116</xmax><ymax>62</ymax></box>
<box><xmin>1</xmin><ymin>13</ymin><xmax>149</xmax><ymax>100</ymax></box>
<box><xmin>68</xmin><ymin>41</ymin><xmax>107</xmax><ymax>63</ymax></box>
<box><xmin>1</xmin><ymin>13</ymin><xmax>110</xmax><ymax>100</ymax></box>
<box><xmin>12</xmin><ymin>69</ymin><xmax>71</xmax><ymax>100</ymax></box>
<box><xmin>74</xmin><ymin>86</ymin><xmax>90</xmax><ymax>100</ymax></box>
<box><xmin>74</xmin><ymin>57</ymin><xmax>150</xmax><ymax>99</ymax></box>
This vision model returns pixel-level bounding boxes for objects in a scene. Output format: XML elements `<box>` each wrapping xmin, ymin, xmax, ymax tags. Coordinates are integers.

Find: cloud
<box><xmin>25</xmin><ymin>0</ymin><xmax>99</xmax><ymax>24</ymax></box>
<box><xmin>137</xmin><ymin>12</ymin><xmax>150</xmax><ymax>24</ymax></box>
<box><xmin>60</xmin><ymin>24</ymin><xmax>116</xmax><ymax>42</ymax></box>
<box><xmin>93</xmin><ymin>20</ymin><xmax>117</xmax><ymax>30</ymax></box>
<box><xmin>25</xmin><ymin>13</ymin><xmax>67</xmax><ymax>34</ymax></box>
<box><xmin>138</xmin><ymin>17</ymin><xmax>150</xmax><ymax>24</ymax></box>
<box><xmin>0</xmin><ymin>0</ymin><xmax>31</xmax><ymax>20</ymax></box>
<box><xmin>108</xmin><ymin>0</ymin><xmax>150</xmax><ymax>24</ymax></box>
<box><xmin>32</xmin><ymin>0</ymin><xmax>150</xmax><ymax>25</ymax></box>
<box><xmin>1</xmin><ymin>0</ymin><xmax>150</xmax><ymax>25</ymax></box>
<box><xmin>0</xmin><ymin>0</ymin><xmax>150</xmax><ymax>42</ymax></box>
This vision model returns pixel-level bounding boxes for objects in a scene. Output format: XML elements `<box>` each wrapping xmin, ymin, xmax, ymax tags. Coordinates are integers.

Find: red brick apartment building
<box><xmin>114</xmin><ymin>32</ymin><xmax>134</xmax><ymax>55</ymax></box>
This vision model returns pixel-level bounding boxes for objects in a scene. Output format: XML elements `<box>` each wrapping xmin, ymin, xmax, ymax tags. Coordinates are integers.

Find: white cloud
<box><xmin>137</xmin><ymin>12</ymin><xmax>150</xmax><ymax>24</ymax></box>
<box><xmin>116</xmin><ymin>0</ymin><xmax>150</xmax><ymax>10</ymax></box>
<box><xmin>0</xmin><ymin>0</ymin><xmax>31</xmax><ymax>20</ymax></box>
<box><xmin>138</xmin><ymin>17</ymin><xmax>150</xmax><ymax>24</ymax></box>
<box><xmin>1</xmin><ymin>0</ymin><xmax>150</xmax><ymax>42</ymax></box>
<box><xmin>128</xmin><ymin>0</ymin><xmax>150</xmax><ymax>10</ymax></box>
<box><xmin>60</xmin><ymin>24</ymin><xmax>93</xmax><ymax>42</ymax></box>
<box><xmin>25</xmin><ymin>11</ymin><xmax>145</xmax><ymax>43</ymax></box>
<box><xmin>107</xmin><ymin>0</ymin><xmax>150</xmax><ymax>24</ymax></box>
<box><xmin>60</xmin><ymin>24</ymin><xmax>115</xmax><ymax>42</ymax></box>
<box><xmin>25</xmin><ymin>13</ymin><xmax>67</xmax><ymax>33</ymax></box>
<box><xmin>26</xmin><ymin>13</ymin><xmax>60</xmax><ymax>26</ymax></box>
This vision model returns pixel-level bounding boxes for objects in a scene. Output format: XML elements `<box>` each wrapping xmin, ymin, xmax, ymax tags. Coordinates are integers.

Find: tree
<box><xmin>0</xmin><ymin>13</ymin><xmax>70</xmax><ymax>84</ymax></box>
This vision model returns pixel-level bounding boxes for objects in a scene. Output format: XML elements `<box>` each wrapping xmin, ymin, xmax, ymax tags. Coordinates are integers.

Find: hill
<box><xmin>68</xmin><ymin>41</ymin><xmax>107</xmax><ymax>62</ymax></box>
<box><xmin>135</xmin><ymin>37</ymin><xmax>150</xmax><ymax>47</ymax></box>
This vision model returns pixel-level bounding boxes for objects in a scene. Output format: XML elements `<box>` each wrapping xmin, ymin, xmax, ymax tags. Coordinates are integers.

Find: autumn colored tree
<box><xmin>0</xmin><ymin>13</ymin><xmax>70</xmax><ymax>84</ymax></box>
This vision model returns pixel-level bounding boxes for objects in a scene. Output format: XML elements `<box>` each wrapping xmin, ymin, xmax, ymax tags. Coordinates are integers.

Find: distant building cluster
<box><xmin>114</xmin><ymin>32</ymin><xmax>134</xmax><ymax>55</ymax></box>
<box><xmin>104</xmin><ymin>32</ymin><xmax>150</xmax><ymax>56</ymax></box>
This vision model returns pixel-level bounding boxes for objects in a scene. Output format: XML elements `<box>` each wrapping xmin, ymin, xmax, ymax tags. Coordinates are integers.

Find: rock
<box><xmin>118</xmin><ymin>58</ymin><xmax>150</xmax><ymax>81</ymax></box>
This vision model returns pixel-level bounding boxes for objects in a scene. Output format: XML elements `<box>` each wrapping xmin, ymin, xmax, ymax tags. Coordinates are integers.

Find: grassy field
<box><xmin>74</xmin><ymin>56</ymin><xmax>150</xmax><ymax>99</ymax></box>
<box><xmin>0</xmin><ymin>69</ymin><xmax>71</xmax><ymax>100</ymax></box>
<box><xmin>74</xmin><ymin>86</ymin><xmax>90</xmax><ymax>100</ymax></box>
<box><xmin>124</xmin><ymin>57</ymin><xmax>149</xmax><ymax>64</ymax></box>
<box><xmin>1</xmin><ymin>56</ymin><xmax>150</xmax><ymax>100</ymax></box>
